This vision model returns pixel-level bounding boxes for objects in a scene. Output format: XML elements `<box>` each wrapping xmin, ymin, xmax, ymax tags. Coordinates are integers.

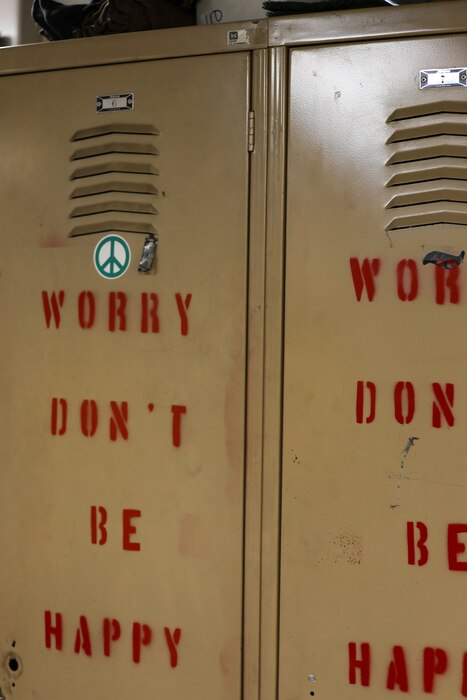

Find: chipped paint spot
<box><xmin>401</xmin><ymin>436</ymin><xmax>419</xmax><ymax>469</ymax></box>
<box><xmin>291</xmin><ymin>449</ymin><xmax>300</xmax><ymax>465</ymax></box>
<box><xmin>331</xmin><ymin>534</ymin><xmax>363</xmax><ymax>564</ymax></box>
<box><xmin>390</xmin><ymin>437</ymin><xmax>420</xmax><ymax>508</ymax></box>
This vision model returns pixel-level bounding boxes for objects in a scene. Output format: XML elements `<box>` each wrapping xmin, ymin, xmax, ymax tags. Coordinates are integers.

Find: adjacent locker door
<box><xmin>0</xmin><ymin>49</ymin><xmax>250</xmax><ymax>699</ymax></box>
<box><xmin>280</xmin><ymin>34</ymin><xmax>467</xmax><ymax>698</ymax></box>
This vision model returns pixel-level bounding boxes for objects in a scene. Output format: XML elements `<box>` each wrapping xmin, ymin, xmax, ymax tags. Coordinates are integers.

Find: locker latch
<box><xmin>138</xmin><ymin>233</ymin><xmax>158</xmax><ymax>273</ymax></box>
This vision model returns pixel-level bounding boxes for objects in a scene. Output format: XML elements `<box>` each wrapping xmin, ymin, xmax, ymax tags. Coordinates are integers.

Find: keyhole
<box><xmin>8</xmin><ymin>658</ymin><xmax>19</xmax><ymax>672</ymax></box>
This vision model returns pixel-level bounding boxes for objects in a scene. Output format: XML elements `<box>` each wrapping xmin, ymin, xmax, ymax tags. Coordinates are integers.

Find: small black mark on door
<box><xmin>423</xmin><ymin>250</ymin><xmax>465</xmax><ymax>270</ymax></box>
<box><xmin>401</xmin><ymin>436</ymin><xmax>419</xmax><ymax>469</ymax></box>
<box><xmin>8</xmin><ymin>658</ymin><xmax>19</xmax><ymax>673</ymax></box>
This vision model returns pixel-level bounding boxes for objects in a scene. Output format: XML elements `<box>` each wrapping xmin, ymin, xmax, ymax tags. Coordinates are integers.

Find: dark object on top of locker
<box><xmin>32</xmin><ymin>0</ymin><xmax>198</xmax><ymax>41</ymax></box>
<box><xmin>263</xmin><ymin>0</ymin><xmax>448</xmax><ymax>15</ymax></box>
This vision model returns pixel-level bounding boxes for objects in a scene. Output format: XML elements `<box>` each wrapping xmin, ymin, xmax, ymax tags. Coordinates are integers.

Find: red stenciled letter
<box><xmin>397</xmin><ymin>259</ymin><xmax>418</xmax><ymax>301</ymax></box>
<box><xmin>164</xmin><ymin>627</ymin><xmax>182</xmax><ymax>668</ymax></box>
<box><xmin>132</xmin><ymin>623</ymin><xmax>152</xmax><ymax>664</ymax></box>
<box><xmin>51</xmin><ymin>398</ymin><xmax>67</xmax><ymax>436</ymax></box>
<box><xmin>348</xmin><ymin>642</ymin><xmax>371</xmax><ymax>687</ymax></box>
<box><xmin>172</xmin><ymin>405</ymin><xmax>187</xmax><ymax>447</ymax></box>
<box><xmin>435</xmin><ymin>266</ymin><xmax>460</xmax><ymax>305</ymax></box>
<box><xmin>103</xmin><ymin>618</ymin><xmax>121</xmax><ymax>658</ymax></box>
<box><xmin>407</xmin><ymin>521</ymin><xmax>429</xmax><ymax>566</ymax></box>
<box><xmin>394</xmin><ymin>382</ymin><xmax>415</xmax><ymax>425</ymax></box>
<box><xmin>42</xmin><ymin>291</ymin><xmax>65</xmax><ymax>329</ymax></box>
<box><xmin>386</xmin><ymin>646</ymin><xmax>409</xmax><ymax>692</ymax></box>
<box><xmin>74</xmin><ymin>615</ymin><xmax>92</xmax><ymax>656</ymax></box>
<box><xmin>45</xmin><ymin>611</ymin><xmax>63</xmax><ymax>650</ymax></box>
<box><xmin>448</xmin><ymin>524</ymin><xmax>467</xmax><ymax>571</ymax></box>
<box><xmin>423</xmin><ymin>647</ymin><xmax>448</xmax><ymax>693</ymax></box>
<box><xmin>141</xmin><ymin>293</ymin><xmax>160</xmax><ymax>334</ymax></box>
<box><xmin>110</xmin><ymin>401</ymin><xmax>129</xmax><ymax>441</ymax></box>
<box><xmin>81</xmin><ymin>400</ymin><xmax>98</xmax><ymax>437</ymax></box>
<box><xmin>123</xmin><ymin>509</ymin><xmax>141</xmax><ymax>551</ymax></box>
<box><xmin>462</xmin><ymin>653</ymin><xmax>467</xmax><ymax>697</ymax></box>
<box><xmin>432</xmin><ymin>383</ymin><xmax>455</xmax><ymax>428</ymax></box>
<box><xmin>108</xmin><ymin>292</ymin><xmax>127</xmax><ymax>332</ymax></box>
<box><xmin>356</xmin><ymin>381</ymin><xmax>376</xmax><ymax>424</ymax></box>
<box><xmin>78</xmin><ymin>291</ymin><xmax>96</xmax><ymax>329</ymax></box>
<box><xmin>349</xmin><ymin>258</ymin><xmax>381</xmax><ymax>301</ymax></box>
<box><xmin>90</xmin><ymin>506</ymin><xmax>108</xmax><ymax>546</ymax></box>
<box><xmin>175</xmin><ymin>293</ymin><xmax>192</xmax><ymax>336</ymax></box>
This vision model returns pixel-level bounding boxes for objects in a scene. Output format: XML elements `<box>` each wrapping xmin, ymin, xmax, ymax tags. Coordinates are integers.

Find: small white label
<box><xmin>96</xmin><ymin>93</ymin><xmax>134</xmax><ymax>112</ymax></box>
<box><xmin>420</xmin><ymin>68</ymin><xmax>467</xmax><ymax>89</ymax></box>
<box><xmin>227</xmin><ymin>29</ymin><xmax>250</xmax><ymax>46</ymax></box>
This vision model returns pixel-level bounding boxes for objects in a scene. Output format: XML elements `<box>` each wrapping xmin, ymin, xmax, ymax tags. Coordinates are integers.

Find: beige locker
<box><xmin>2</xmin><ymin>3</ymin><xmax>467</xmax><ymax>700</ymax></box>
<box><xmin>272</xmin><ymin>3</ymin><xmax>467</xmax><ymax>699</ymax></box>
<box><xmin>0</xmin><ymin>23</ymin><xmax>268</xmax><ymax>700</ymax></box>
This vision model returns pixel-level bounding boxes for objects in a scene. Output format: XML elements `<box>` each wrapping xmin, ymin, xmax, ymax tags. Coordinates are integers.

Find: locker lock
<box><xmin>138</xmin><ymin>234</ymin><xmax>158</xmax><ymax>273</ymax></box>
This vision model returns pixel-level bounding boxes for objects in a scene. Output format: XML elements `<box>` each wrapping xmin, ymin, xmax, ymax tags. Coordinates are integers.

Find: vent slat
<box><xmin>386</xmin><ymin>160</ymin><xmax>467</xmax><ymax>187</ymax></box>
<box><xmin>71</xmin><ymin>142</ymin><xmax>158</xmax><ymax>161</ymax></box>
<box><xmin>70</xmin><ymin>181</ymin><xmax>159</xmax><ymax>199</ymax></box>
<box><xmin>69</xmin><ymin>220</ymin><xmax>157</xmax><ymax>238</ymax></box>
<box><xmin>388</xmin><ymin>101</ymin><xmax>467</xmax><ymax>123</ymax></box>
<box><xmin>71</xmin><ymin>201</ymin><xmax>158</xmax><ymax>218</ymax></box>
<box><xmin>386</xmin><ymin>204</ymin><xmax>467</xmax><ymax>231</ymax></box>
<box><xmin>387</xmin><ymin>184</ymin><xmax>467</xmax><ymax>209</ymax></box>
<box><xmin>71</xmin><ymin>162</ymin><xmax>158</xmax><ymax>180</ymax></box>
<box><xmin>388</xmin><ymin>115</ymin><xmax>467</xmax><ymax>144</ymax></box>
<box><xmin>387</xmin><ymin>137</ymin><xmax>467</xmax><ymax>166</ymax></box>
<box><xmin>72</xmin><ymin>124</ymin><xmax>159</xmax><ymax>141</ymax></box>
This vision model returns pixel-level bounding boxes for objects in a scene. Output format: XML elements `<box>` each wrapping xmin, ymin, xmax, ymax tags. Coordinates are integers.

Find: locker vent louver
<box><xmin>69</xmin><ymin>123</ymin><xmax>159</xmax><ymax>238</ymax></box>
<box><xmin>385</xmin><ymin>101</ymin><xmax>467</xmax><ymax>232</ymax></box>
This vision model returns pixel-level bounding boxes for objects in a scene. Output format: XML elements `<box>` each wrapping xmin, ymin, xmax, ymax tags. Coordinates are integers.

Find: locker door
<box><xmin>280</xmin><ymin>35</ymin><xmax>467</xmax><ymax>698</ymax></box>
<box><xmin>0</xmin><ymin>50</ymin><xmax>250</xmax><ymax>699</ymax></box>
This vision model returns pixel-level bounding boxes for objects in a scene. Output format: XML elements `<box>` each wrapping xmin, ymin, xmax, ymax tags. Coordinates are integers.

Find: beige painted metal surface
<box><xmin>0</xmin><ymin>20</ymin><xmax>267</xmax><ymax>75</ymax></box>
<box><xmin>0</xmin><ymin>49</ymin><xmax>253</xmax><ymax>699</ymax></box>
<box><xmin>3</xmin><ymin>5</ymin><xmax>467</xmax><ymax>700</ymax></box>
<box><xmin>280</xmin><ymin>28</ymin><xmax>467</xmax><ymax>700</ymax></box>
<box><xmin>270</xmin><ymin>0</ymin><xmax>467</xmax><ymax>47</ymax></box>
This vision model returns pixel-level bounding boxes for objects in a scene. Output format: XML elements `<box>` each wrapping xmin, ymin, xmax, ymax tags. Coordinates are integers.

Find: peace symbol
<box><xmin>94</xmin><ymin>235</ymin><xmax>131</xmax><ymax>279</ymax></box>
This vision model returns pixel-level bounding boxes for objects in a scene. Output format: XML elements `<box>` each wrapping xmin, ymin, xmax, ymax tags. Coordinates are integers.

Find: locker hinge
<box><xmin>248</xmin><ymin>111</ymin><xmax>255</xmax><ymax>153</ymax></box>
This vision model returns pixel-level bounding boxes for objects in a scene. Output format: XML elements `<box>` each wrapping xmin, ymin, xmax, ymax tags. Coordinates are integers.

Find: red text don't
<box><xmin>51</xmin><ymin>398</ymin><xmax>187</xmax><ymax>446</ymax></box>
<box><xmin>356</xmin><ymin>381</ymin><xmax>455</xmax><ymax>428</ymax></box>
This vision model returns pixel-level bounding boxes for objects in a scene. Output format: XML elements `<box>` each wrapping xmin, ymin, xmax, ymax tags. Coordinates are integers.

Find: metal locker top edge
<box><xmin>0</xmin><ymin>1</ymin><xmax>466</xmax><ymax>76</ymax></box>
<box><xmin>0</xmin><ymin>20</ymin><xmax>268</xmax><ymax>76</ymax></box>
<box><xmin>269</xmin><ymin>0</ymin><xmax>467</xmax><ymax>46</ymax></box>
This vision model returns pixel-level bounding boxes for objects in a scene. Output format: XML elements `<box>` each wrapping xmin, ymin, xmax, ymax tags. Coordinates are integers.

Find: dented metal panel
<box><xmin>280</xmin><ymin>31</ymin><xmax>467</xmax><ymax>700</ymax></box>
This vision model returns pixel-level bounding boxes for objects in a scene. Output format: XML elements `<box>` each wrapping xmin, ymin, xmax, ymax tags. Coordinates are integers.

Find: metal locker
<box><xmin>3</xmin><ymin>3</ymin><xmax>467</xmax><ymax>700</ymax></box>
<box><xmin>271</xmin><ymin>2</ymin><xmax>467</xmax><ymax>698</ymax></box>
<box><xmin>0</xmin><ymin>23</ymin><xmax>268</xmax><ymax>700</ymax></box>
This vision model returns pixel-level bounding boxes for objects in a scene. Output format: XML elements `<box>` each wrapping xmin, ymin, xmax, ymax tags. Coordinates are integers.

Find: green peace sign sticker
<box><xmin>94</xmin><ymin>235</ymin><xmax>131</xmax><ymax>279</ymax></box>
